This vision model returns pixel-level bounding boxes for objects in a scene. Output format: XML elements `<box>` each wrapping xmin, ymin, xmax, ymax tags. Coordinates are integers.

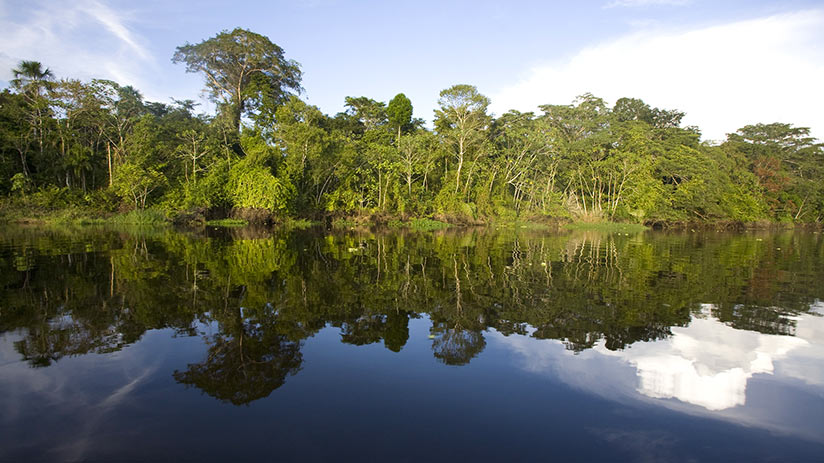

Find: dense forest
<box><xmin>1</xmin><ymin>28</ymin><xmax>822</xmax><ymax>226</ymax></box>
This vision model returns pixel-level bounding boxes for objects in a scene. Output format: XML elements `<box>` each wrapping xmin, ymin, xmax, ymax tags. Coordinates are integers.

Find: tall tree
<box><xmin>397</xmin><ymin>131</ymin><xmax>437</xmax><ymax>198</ymax></box>
<box><xmin>10</xmin><ymin>60</ymin><xmax>53</xmax><ymax>94</ymax></box>
<box><xmin>434</xmin><ymin>85</ymin><xmax>490</xmax><ymax>193</ymax></box>
<box><xmin>274</xmin><ymin>96</ymin><xmax>334</xmax><ymax>208</ymax></box>
<box><xmin>0</xmin><ymin>90</ymin><xmax>32</xmax><ymax>181</ymax></box>
<box><xmin>10</xmin><ymin>60</ymin><xmax>55</xmax><ymax>177</ymax></box>
<box><xmin>51</xmin><ymin>79</ymin><xmax>111</xmax><ymax>190</ymax></box>
<box><xmin>490</xmin><ymin>111</ymin><xmax>556</xmax><ymax>213</ymax></box>
<box><xmin>172</xmin><ymin>28</ymin><xmax>302</xmax><ymax>132</ymax></box>
<box><xmin>387</xmin><ymin>93</ymin><xmax>413</xmax><ymax>144</ymax></box>
<box><xmin>343</xmin><ymin>96</ymin><xmax>388</xmax><ymax>137</ymax></box>
<box><xmin>97</xmin><ymin>81</ymin><xmax>145</xmax><ymax>185</ymax></box>
<box><xmin>539</xmin><ymin>94</ymin><xmax>611</xmax><ymax>218</ymax></box>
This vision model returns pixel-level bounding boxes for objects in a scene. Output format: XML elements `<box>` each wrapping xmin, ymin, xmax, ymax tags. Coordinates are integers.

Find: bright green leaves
<box><xmin>112</xmin><ymin>162</ymin><xmax>167</xmax><ymax>209</ymax></box>
<box><xmin>229</xmin><ymin>159</ymin><xmax>294</xmax><ymax>213</ymax></box>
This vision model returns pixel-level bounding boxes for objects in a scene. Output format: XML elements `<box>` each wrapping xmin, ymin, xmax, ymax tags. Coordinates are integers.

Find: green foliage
<box><xmin>112</xmin><ymin>162</ymin><xmax>167</xmax><ymax>209</ymax></box>
<box><xmin>2</xmin><ymin>42</ymin><xmax>822</xmax><ymax>227</ymax></box>
<box><xmin>85</xmin><ymin>188</ymin><xmax>120</xmax><ymax>212</ymax></box>
<box><xmin>10</xmin><ymin>173</ymin><xmax>31</xmax><ymax>195</ymax></box>
<box><xmin>185</xmin><ymin>158</ymin><xmax>232</xmax><ymax>210</ymax></box>
<box><xmin>273</xmin><ymin>96</ymin><xmax>335</xmax><ymax>210</ymax></box>
<box><xmin>27</xmin><ymin>186</ymin><xmax>85</xmax><ymax>209</ymax></box>
<box><xmin>387</xmin><ymin>93</ymin><xmax>413</xmax><ymax>137</ymax></box>
<box><xmin>432</xmin><ymin>186</ymin><xmax>476</xmax><ymax>221</ymax></box>
<box><xmin>228</xmin><ymin>158</ymin><xmax>295</xmax><ymax>213</ymax></box>
<box><xmin>108</xmin><ymin>208</ymin><xmax>168</xmax><ymax>225</ymax></box>
<box><xmin>409</xmin><ymin>218</ymin><xmax>450</xmax><ymax>230</ymax></box>
<box><xmin>564</xmin><ymin>222</ymin><xmax>648</xmax><ymax>233</ymax></box>
<box><xmin>205</xmin><ymin>219</ymin><xmax>248</xmax><ymax>227</ymax></box>
<box><xmin>724</xmin><ymin>123</ymin><xmax>823</xmax><ymax>222</ymax></box>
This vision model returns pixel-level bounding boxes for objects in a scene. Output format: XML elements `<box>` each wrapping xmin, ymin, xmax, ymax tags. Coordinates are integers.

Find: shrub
<box><xmin>229</xmin><ymin>161</ymin><xmax>295</xmax><ymax>213</ymax></box>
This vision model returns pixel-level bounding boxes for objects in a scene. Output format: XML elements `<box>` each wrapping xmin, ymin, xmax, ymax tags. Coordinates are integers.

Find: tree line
<box><xmin>2</xmin><ymin>28</ymin><xmax>822</xmax><ymax>224</ymax></box>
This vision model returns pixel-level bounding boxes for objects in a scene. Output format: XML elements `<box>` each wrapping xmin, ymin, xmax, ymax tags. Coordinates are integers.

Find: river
<box><xmin>1</xmin><ymin>225</ymin><xmax>822</xmax><ymax>461</ymax></box>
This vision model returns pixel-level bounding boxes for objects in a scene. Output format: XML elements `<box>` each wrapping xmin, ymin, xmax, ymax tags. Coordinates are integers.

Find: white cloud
<box><xmin>0</xmin><ymin>0</ymin><xmax>167</xmax><ymax>101</ymax></box>
<box><xmin>79</xmin><ymin>0</ymin><xmax>151</xmax><ymax>61</ymax></box>
<box><xmin>490</xmin><ymin>10</ymin><xmax>824</xmax><ymax>141</ymax></box>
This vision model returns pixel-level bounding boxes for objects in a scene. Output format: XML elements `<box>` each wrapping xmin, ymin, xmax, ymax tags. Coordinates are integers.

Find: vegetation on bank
<box><xmin>563</xmin><ymin>222</ymin><xmax>648</xmax><ymax>233</ymax></box>
<box><xmin>205</xmin><ymin>218</ymin><xmax>248</xmax><ymax>227</ymax></box>
<box><xmin>391</xmin><ymin>218</ymin><xmax>450</xmax><ymax>231</ymax></box>
<box><xmin>2</xmin><ymin>28</ymin><xmax>823</xmax><ymax>230</ymax></box>
<box><xmin>0</xmin><ymin>199</ymin><xmax>166</xmax><ymax>226</ymax></box>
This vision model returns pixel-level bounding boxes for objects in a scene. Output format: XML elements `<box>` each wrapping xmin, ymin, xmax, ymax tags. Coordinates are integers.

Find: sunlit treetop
<box><xmin>172</xmin><ymin>28</ymin><xmax>302</xmax><ymax>131</ymax></box>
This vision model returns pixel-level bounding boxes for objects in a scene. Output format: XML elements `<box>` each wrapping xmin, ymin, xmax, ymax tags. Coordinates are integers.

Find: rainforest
<box><xmin>1</xmin><ymin>28</ymin><xmax>822</xmax><ymax>228</ymax></box>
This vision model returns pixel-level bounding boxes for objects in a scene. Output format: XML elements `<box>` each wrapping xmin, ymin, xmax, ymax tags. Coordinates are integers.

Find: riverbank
<box><xmin>1</xmin><ymin>203</ymin><xmax>819</xmax><ymax>232</ymax></box>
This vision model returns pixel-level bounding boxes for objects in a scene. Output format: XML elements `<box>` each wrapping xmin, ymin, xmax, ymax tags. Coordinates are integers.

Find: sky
<box><xmin>1</xmin><ymin>0</ymin><xmax>822</xmax><ymax>141</ymax></box>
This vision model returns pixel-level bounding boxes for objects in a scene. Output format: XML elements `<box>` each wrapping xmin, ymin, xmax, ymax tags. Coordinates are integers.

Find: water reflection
<box><xmin>495</xmin><ymin>304</ymin><xmax>824</xmax><ymax>442</ymax></box>
<box><xmin>0</xmin><ymin>226</ymin><xmax>822</xmax><ymax>414</ymax></box>
<box><xmin>617</xmin><ymin>305</ymin><xmax>809</xmax><ymax>411</ymax></box>
<box><xmin>173</xmin><ymin>306</ymin><xmax>303</xmax><ymax>405</ymax></box>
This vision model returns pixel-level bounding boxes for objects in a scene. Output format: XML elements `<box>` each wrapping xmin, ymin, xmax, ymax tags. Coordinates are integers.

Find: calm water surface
<box><xmin>0</xmin><ymin>226</ymin><xmax>823</xmax><ymax>462</ymax></box>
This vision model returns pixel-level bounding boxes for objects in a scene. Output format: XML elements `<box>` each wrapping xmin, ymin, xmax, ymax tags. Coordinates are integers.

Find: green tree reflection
<box><xmin>173</xmin><ymin>306</ymin><xmax>302</xmax><ymax>405</ymax></box>
<box><xmin>0</xmin><ymin>225</ymin><xmax>822</xmax><ymax>404</ymax></box>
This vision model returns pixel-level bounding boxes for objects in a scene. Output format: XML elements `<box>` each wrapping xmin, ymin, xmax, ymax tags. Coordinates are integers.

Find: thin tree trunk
<box><xmin>107</xmin><ymin>143</ymin><xmax>113</xmax><ymax>187</ymax></box>
<box><xmin>455</xmin><ymin>138</ymin><xmax>464</xmax><ymax>194</ymax></box>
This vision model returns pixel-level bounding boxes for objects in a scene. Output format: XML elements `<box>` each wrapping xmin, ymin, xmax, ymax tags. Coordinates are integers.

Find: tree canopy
<box><xmin>172</xmin><ymin>28</ymin><xmax>302</xmax><ymax>132</ymax></box>
<box><xmin>1</xmin><ymin>31</ymin><xmax>823</xmax><ymax>226</ymax></box>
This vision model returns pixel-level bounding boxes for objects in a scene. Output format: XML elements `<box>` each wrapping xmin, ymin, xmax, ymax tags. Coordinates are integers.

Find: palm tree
<box><xmin>11</xmin><ymin>60</ymin><xmax>54</xmax><ymax>95</ymax></box>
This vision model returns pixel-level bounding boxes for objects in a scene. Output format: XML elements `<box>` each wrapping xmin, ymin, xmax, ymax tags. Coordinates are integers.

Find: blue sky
<box><xmin>1</xmin><ymin>0</ymin><xmax>822</xmax><ymax>140</ymax></box>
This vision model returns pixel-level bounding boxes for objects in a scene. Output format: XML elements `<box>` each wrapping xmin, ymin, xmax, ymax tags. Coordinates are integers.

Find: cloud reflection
<box><xmin>494</xmin><ymin>303</ymin><xmax>824</xmax><ymax>414</ymax></box>
<box><xmin>609</xmin><ymin>306</ymin><xmax>808</xmax><ymax>410</ymax></box>
<box><xmin>0</xmin><ymin>330</ymin><xmax>162</xmax><ymax>461</ymax></box>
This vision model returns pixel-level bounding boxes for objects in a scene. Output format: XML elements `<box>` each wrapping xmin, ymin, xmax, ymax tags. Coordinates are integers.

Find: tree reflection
<box><xmin>173</xmin><ymin>321</ymin><xmax>302</xmax><ymax>405</ymax></box>
<box><xmin>0</xmin><ymin>226</ymin><xmax>822</xmax><ymax>404</ymax></box>
<box><xmin>431</xmin><ymin>324</ymin><xmax>486</xmax><ymax>366</ymax></box>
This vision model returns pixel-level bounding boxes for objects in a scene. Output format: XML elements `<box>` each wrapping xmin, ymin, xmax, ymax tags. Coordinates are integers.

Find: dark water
<box><xmin>1</xmin><ymin>225</ymin><xmax>823</xmax><ymax>462</ymax></box>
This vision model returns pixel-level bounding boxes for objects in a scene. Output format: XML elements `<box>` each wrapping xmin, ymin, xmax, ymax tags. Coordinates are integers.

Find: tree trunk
<box><xmin>107</xmin><ymin>144</ymin><xmax>113</xmax><ymax>187</ymax></box>
<box><xmin>455</xmin><ymin>137</ymin><xmax>464</xmax><ymax>194</ymax></box>
<box><xmin>232</xmin><ymin>100</ymin><xmax>243</xmax><ymax>133</ymax></box>
<box><xmin>18</xmin><ymin>148</ymin><xmax>29</xmax><ymax>178</ymax></box>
